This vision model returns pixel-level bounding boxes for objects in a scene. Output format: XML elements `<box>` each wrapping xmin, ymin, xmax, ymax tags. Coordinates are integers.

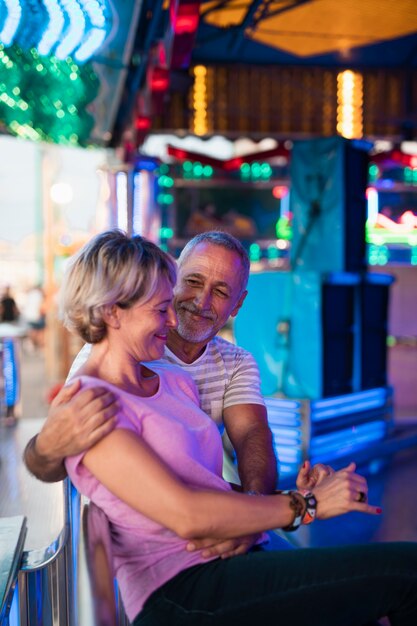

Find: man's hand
<box><xmin>24</xmin><ymin>380</ymin><xmax>119</xmax><ymax>482</ymax></box>
<box><xmin>38</xmin><ymin>380</ymin><xmax>119</xmax><ymax>460</ymax></box>
<box><xmin>296</xmin><ymin>460</ymin><xmax>335</xmax><ymax>490</ymax></box>
<box><xmin>186</xmin><ymin>534</ymin><xmax>261</xmax><ymax>559</ymax></box>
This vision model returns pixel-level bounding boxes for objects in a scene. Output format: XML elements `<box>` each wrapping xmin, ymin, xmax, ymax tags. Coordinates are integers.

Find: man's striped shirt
<box><xmin>163</xmin><ymin>336</ymin><xmax>265</xmax><ymax>431</ymax></box>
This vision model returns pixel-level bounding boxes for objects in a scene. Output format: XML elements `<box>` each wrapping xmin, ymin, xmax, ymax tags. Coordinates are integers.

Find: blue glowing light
<box><xmin>265</xmin><ymin>387</ymin><xmax>392</xmax><ymax>480</ymax></box>
<box><xmin>55</xmin><ymin>0</ymin><xmax>85</xmax><ymax>60</ymax></box>
<box><xmin>75</xmin><ymin>27</ymin><xmax>106</xmax><ymax>61</ymax></box>
<box><xmin>133</xmin><ymin>171</ymin><xmax>144</xmax><ymax>236</ymax></box>
<box><xmin>0</xmin><ymin>0</ymin><xmax>22</xmax><ymax>46</ymax></box>
<box><xmin>3</xmin><ymin>338</ymin><xmax>19</xmax><ymax>406</ymax></box>
<box><xmin>74</xmin><ymin>0</ymin><xmax>109</xmax><ymax>61</ymax></box>
<box><xmin>275</xmin><ymin>448</ymin><xmax>302</xmax><ymax>464</ymax></box>
<box><xmin>135</xmin><ymin>158</ymin><xmax>159</xmax><ymax>172</ymax></box>
<box><xmin>0</xmin><ymin>0</ymin><xmax>112</xmax><ymax>63</ymax></box>
<box><xmin>311</xmin><ymin>388</ymin><xmax>387</xmax><ymax>421</ymax></box>
<box><xmin>270</xmin><ymin>428</ymin><xmax>302</xmax><ymax>445</ymax></box>
<box><xmin>310</xmin><ymin>422</ymin><xmax>388</xmax><ymax>464</ymax></box>
<box><xmin>38</xmin><ymin>0</ymin><xmax>65</xmax><ymax>56</ymax></box>
<box><xmin>79</xmin><ymin>0</ymin><xmax>106</xmax><ymax>27</ymax></box>
<box><xmin>265</xmin><ymin>397</ymin><xmax>302</xmax><ymax>410</ymax></box>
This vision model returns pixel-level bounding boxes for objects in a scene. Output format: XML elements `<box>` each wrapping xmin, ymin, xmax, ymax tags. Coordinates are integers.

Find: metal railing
<box><xmin>18</xmin><ymin>481</ymin><xmax>75</xmax><ymax>626</ymax></box>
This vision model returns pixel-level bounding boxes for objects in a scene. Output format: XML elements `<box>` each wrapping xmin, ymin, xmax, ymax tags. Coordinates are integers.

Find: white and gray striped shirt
<box><xmin>68</xmin><ymin>336</ymin><xmax>264</xmax><ymax>432</ymax></box>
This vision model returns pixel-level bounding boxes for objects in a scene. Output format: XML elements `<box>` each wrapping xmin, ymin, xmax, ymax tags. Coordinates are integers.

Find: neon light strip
<box><xmin>312</xmin><ymin>388</ymin><xmax>386</xmax><ymax>411</ymax></box>
<box><xmin>3</xmin><ymin>338</ymin><xmax>19</xmax><ymax>405</ymax></box>
<box><xmin>310</xmin><ymin>421</ymin><xmax>387</xmax><ymax>455</ymax></box>
<box><xmin>0</xmin><ymin>0</ymin><xmax>22</xmax><ymax>46</ymax></box>
<box><xmin>75</xmin><ymin>0</ymin><xmax>108</xmax><ymax>61</ymax></box>
<box><xmin>265</xmin><ymin>398</ymin><xmax>301</xmax><ymax>410</ymax></box>
<box><xmin>268</xmin><ymin>414</ymin><xmax>302</xmax><ymax>427</ymax></box>
<box><xmin>312</xmin><ymin>398</ymin><xmax>388</xmax><ymax>421</ymax></box>
<box><xmin>55</xmin><ymin>0</ymin><xmax>85</xmax><ymax>60</ymax></box>
<box><xmin>270</xmin><ymin>431</ymin><xmax>302</xmax><ymax>445</ymax></box>
<box><xmin>133</xmin><ymin>172</ymin><xmax>144</xmax><ymax>235</ymax></box>
<box><xmin>116</xmin><ymin>172</ymin><xmax>128</xmax><ymax>232</ymax></box>
<box><xmin>279</xmin><ymin>464</ymin><xmax>299</xmax><ymax>476</ymax></box>
<box><xmin>38</xmin><ymin>0</ymin><xmax>65</xmax><ymax>56</ymax></box>
<box><xmin>266</xmin><ymin>409</ymin><xmax>301</xmax><ymax>420</ymax></box>
<box><xmin>281</xmin><ymin>189</ymin><xmax>290</xmax><ymax>219</ymax></box>
<box><xmin>366</xmin><ymin>187</ymin><xmax>379</xmax><ymax>226</ymax></box>
<box><xmin>275</xmin><ymin>450</ymin><xmax>302</xmax><ymax>464</ymax></box>
<box><xmin>78</xmin><ymin>0</ymin><xmax>106</xmax><ymax>27</ymax></box>
<box><xmin>367</xmin><ymin>230</ymin><xmax>417</xmax><ymax>246</ymax></box>
<box><xmin>75</xmin><ymin>27</ymin><xmax>106</xmax><ymax>61</ymax></box>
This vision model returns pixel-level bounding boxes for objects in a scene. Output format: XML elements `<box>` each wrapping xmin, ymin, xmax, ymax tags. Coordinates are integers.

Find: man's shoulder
<box><xmin>149</xmin><ymin>358</ymin><xmax>188</xmax><ymax>377</ymax></box>
<box><xmin>208</xmin><ymin>335</ymin><xmax>253</xmax><ymax>360</ymax></box>
<box><xmin>151</xmin><ymin>357</ymin><xmax>198</xmax><ymax>386</ymax></box>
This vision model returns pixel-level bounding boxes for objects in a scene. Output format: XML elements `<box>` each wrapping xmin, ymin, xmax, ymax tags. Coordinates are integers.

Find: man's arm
<box><xmin>223</xmin><ymin>403</ymin><xmax>278</xmax><ymax>495</ymax></box>
<box><xmin>23</xmin><ymin>379</ymin><xmax>118</xmax><ymax>482</ymax></box>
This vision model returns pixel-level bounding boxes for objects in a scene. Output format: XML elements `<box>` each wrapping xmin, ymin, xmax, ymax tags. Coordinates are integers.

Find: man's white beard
<box><xmin>176</xmin><ymin>312</ymin><xmax>215</xmax><ymax>343</ymax></box>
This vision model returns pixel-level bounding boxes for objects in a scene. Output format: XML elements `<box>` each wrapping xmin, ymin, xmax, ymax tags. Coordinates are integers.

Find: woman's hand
<box><xmin>296</xmin><ymin>460</ymin><xmax>335</xmax><ymax>490</ymax></box>
<box><xmin>312</xmin><ymin>462</ymin><xmax>382</xmax><ymax>519</ymax></box>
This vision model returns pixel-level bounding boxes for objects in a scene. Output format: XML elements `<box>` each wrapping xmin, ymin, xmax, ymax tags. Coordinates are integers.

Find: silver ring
<box><xmin>358</xmin><ymin>491</ymin><xmax>366</xmax><ymax>503</ymax></box>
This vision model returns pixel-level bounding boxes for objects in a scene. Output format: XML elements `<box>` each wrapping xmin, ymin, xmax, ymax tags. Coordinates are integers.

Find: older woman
<box><xmin>63</xmin><ymin>230</ymin><xmax>417</xmax><ymax>626</ymax></box>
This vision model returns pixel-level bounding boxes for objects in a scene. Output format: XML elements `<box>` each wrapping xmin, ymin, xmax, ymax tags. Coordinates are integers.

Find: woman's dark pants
<box><xmin>133</xmin><ymin>542</ymin><xmax>417</xmax><ymax>626</ymax></box>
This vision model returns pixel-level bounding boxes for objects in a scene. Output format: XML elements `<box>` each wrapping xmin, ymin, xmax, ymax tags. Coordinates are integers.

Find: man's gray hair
<box><xmin>178</xmin><ymin>231</ymin><xmax>250</xmax><ymax>294</ymax></box>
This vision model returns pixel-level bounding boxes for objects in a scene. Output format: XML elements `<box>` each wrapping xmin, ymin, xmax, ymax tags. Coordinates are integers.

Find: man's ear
<box><xmin>102</xmin><ymin>304</ymin><xmax>121</xmax><ymax>329</ymax></box>
<box><xmin>230</xmin><ymin>290</ymin><xmax>247</xmax><ymax>318</ymax></box>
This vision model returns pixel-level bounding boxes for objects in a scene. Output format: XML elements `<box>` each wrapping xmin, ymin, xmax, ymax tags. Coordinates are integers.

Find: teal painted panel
<box><xmin>290</xmin><ymin>136</ymin><xmax>346</xmax><ymax>272</ymax></box>
<box><xmin>233</xmin><ymin>271</ymin><xmax>292</xmax><ymax>396</ymax></box>
<box><xmin>283</xmin><ymin>271</ymin><xmax>322</xmax><ymax>399</ymax></box>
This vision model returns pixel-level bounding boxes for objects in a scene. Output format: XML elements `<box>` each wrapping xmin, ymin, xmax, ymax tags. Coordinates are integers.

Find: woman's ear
<box><xmin>102</xmin><ymin>304</ymin><xmax>121</xmax><ymax>329</ymax></box>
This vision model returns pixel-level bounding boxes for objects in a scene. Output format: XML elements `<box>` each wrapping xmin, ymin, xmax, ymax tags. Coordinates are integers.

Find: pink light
<box><xmin>149</xmin><ymin>67</ymin><xmax>169</xmax><ymax>92</ymax></box>
<box><xmin>272</xmin><ymin>185</ymin><xmax>289</xmax><ymax>199</ymax></box>
<box><xmin>171</xmin><ymin>2</ymin><xmax>200</xmax><ymax>35</ymax></box>
<box><xmin>135</xmin><ymin>116</ymin><xmax>152</xmax><ymax>130</ymax></box>
<box><xmin>224</xmin><ymin>157</ymin><xmax>243</xmax><ymax>171</ymax></box>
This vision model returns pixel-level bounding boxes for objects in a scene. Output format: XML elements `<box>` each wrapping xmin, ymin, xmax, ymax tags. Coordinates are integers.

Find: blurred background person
<box><xmin>0</xmin><ymin>285</ymin><xmax>20</xmax><ymax>323</ymax></box>
<box><xmin>22</xmin><ymin>284</ymin><xmax>46</xmax><ymax>351</ymax></box>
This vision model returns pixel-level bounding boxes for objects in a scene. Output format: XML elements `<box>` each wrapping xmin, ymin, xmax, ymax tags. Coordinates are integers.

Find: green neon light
<box><xmin>249</xmin><ymin>242</ymin><xmax>261</xmax><ymax>261</ymax></box>
<box><xmin>0</xmin><ymin>43</ymin><xmax>98</xmax><ymax>145</ymax></box>
<box><xmin>160</xmin><ymin>227</ymin><xmax>174</xmax><ymax>238</ymax></box>
<box><xmin>366</xmin><ymin>225</ymin><xmax>417</xmax><ymax>246</ymax></box>
<box><xmin>275</xmin><ymin>216</ymin><xmax>292</xmax><ymax>240</ymax></box>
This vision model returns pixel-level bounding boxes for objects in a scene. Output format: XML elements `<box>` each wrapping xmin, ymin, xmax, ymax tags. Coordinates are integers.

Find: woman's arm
<box><xmin>82</xmin><ymin>429</ymin><xmax>381</xmax><ymax>541</ymax></box>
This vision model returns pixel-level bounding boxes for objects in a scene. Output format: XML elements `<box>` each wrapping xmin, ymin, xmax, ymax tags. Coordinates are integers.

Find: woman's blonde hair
<box><xmin>60</xmin><ymin>230</ymin><xmax>177</xmax><ymax>344</ymax></box>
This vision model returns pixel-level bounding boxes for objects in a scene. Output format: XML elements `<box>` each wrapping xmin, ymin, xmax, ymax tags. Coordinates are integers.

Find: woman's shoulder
<box><xmin>70</xmin><ymin>373</ymin><xmax>115</xmax><ymax>390</ymax></box>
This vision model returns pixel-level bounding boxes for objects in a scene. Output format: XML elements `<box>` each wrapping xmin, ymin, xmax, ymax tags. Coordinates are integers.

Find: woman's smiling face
<box><xmin>117</xmin><ymin>276</ymin><xmax>177</xmax><ymax>362</ymax></box>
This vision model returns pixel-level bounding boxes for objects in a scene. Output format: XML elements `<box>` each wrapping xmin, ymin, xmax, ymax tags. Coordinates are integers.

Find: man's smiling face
<box><xmin>173</xmin><ymin>242</ymin><xmax>247</xmax><ymax>344</ymax></box>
